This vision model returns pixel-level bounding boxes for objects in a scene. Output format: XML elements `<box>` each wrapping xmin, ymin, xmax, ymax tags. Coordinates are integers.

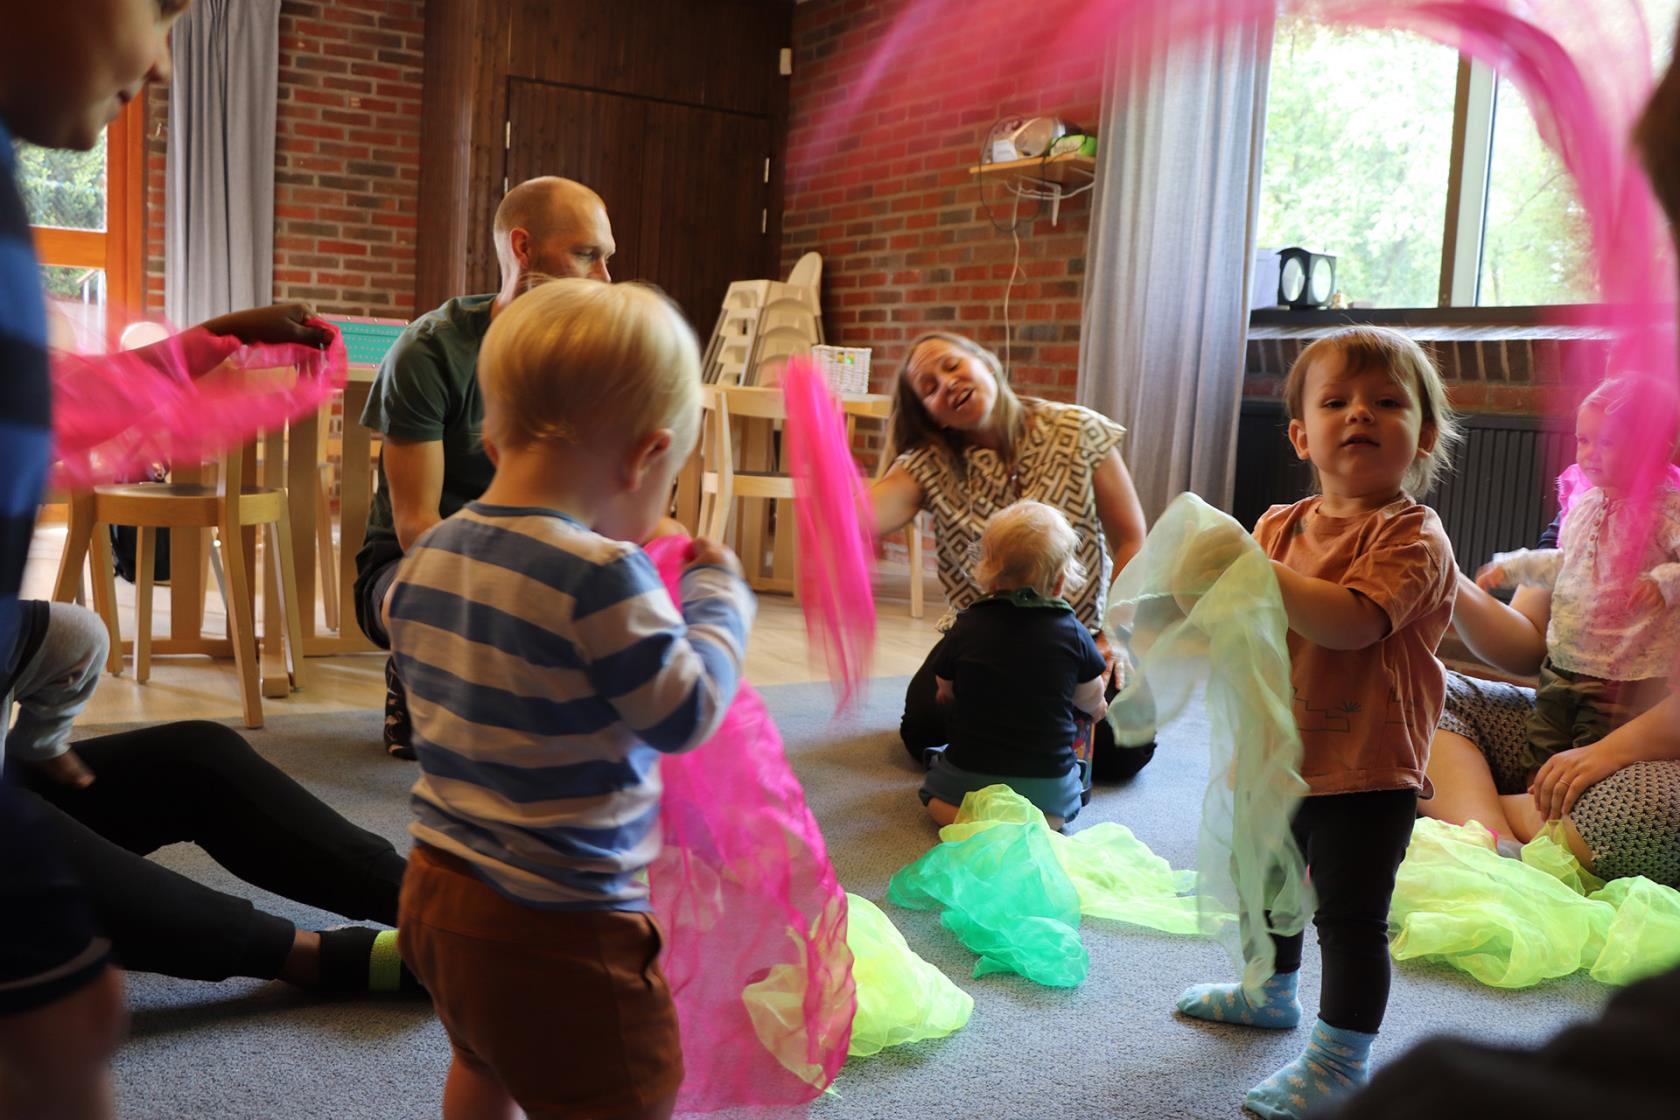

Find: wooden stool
<box><xmin>52</xmin><ymin>449</ymin><xmax>308</xmax><ymax>729</ymax></box>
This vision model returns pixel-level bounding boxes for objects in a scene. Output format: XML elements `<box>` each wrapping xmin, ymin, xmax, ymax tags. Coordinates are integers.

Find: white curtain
<box><xmin>1077</xmin><ymin>7</ymin><xmax>1274</xmax><ymax>519</ymax></box>
<box><xmin>165</xmin><ymin>0</ymin><xmax>282</xmax><ymax>326</ymax></box>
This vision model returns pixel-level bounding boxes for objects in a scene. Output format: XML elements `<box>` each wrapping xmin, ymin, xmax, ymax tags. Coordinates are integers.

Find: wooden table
<box><xmin>673</xmin><ymin>385</ymin><xmax>893</xmax><ymax>594</ymax></box>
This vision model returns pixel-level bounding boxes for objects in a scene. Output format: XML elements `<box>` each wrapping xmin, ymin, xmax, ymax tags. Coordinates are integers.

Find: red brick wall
<box><xmin>274</xmin><ymin>0</ymin><xmax>423</xmax><ymax>318</ymax></box>
<box><xmin>143</xmin><ymin>0</ymin><xmax>424</xmax><ymax>321</ymax></box>
<box><xmin>782</xmin><ymin>0</ymin><xmax>1103</xmax><ymax>408</ymax></box>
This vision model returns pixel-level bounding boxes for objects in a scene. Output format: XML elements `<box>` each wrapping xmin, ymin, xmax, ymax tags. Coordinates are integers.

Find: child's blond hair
<box><xmin>1579</xmin><ymin>374</ymin><xmax>1680</xmax><ymax>460</ymax></box>
<box><xmin>478</xmin><ymin>279</ymin><xmax>701</xmax><ymax>455</ymax></box>
<box><xmin>1283</xmin><ymin>326</ymin><xmax>1462</xmax><ymax>495</ymax></box>
<box><xmin>973</xmin><ymin>500</ymin><xmax>1086</xmax><ymax>598</ymax></box>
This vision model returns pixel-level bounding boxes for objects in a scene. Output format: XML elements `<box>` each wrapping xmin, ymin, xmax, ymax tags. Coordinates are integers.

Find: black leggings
<box><xmin>18</xmin><ymin>720</ymin><xmax>406</xmax><ymax>983</ymax></box>
<box><xmin>1271</xmin><ymin>788</ymin><xmax>1418</xmax><ymax>1034</ymax></box>
<box><xmin>899</xmin><ymin>634</ymin><xmax>1156</xmax><ymax>781</ymax></box>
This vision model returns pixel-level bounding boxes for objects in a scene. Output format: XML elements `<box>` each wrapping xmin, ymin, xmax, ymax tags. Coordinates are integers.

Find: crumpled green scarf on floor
<box><xmin>1390</xmin><ymin>817</ymin><xmax>1680</xmax><ymax>987</ymax></box>
<box><xmin>887</xmin><ymin>785</ymin><xmax>1209</xmax><ymax>987</ymax></box>
<box><xmin>742</xmin><ymin>892</ymin><xmax>975</xmax><ymax>1078</ymax></box>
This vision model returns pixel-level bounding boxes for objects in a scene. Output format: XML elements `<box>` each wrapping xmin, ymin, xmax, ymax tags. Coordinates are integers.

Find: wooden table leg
<box><xmin>673</xmin><ymin>441</ymin><xmax>701</xmax><ymax>533</ymax></box>
<box><xmin>287</xmin><ymin>408</ymin><xmax>322</xmax><ymax>642</ymax></box>
<box><xmin>334</xmin><ymin>384</ymin><xmax>376</xmax><ymax>654</ymax></box>
<box><xmin>740</xmin><ymin>416</ymin><xmax>771</xmax><ymax>586</ymax></box>
<box><xmin>260</xmin><ymin>430</ymin><xmax>289</xmax><ymax>698</ymax></box>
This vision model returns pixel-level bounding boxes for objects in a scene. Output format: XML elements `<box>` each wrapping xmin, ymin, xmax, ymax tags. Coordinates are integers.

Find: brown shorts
<box><xmin>399</xmin><ymin>845</ymin><xmax>683</xmax><ymax>1118</ymax></box>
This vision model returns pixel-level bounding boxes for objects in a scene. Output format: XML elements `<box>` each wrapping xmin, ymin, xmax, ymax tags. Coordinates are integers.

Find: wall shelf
<box><xmin>968</xmin><ymin>153</ymin><xmax>1096</xmax><ymax>225</ymax></box>
<box><xmin>967</xmin><ymin>152</ymin><xmax>1096</xmax><ymax>185</ymax></box>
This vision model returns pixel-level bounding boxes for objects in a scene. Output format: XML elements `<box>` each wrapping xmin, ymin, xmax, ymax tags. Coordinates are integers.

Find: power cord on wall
<box><xmin>977</xmin><ymin>119</ymin><xmax>1096</xmax><ymax>382</ymax></box>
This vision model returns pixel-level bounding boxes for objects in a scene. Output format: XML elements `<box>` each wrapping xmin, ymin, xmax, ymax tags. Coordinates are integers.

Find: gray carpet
<box><xmin>87</xmin><ymin>679</ymin><xmax>1609</xmax><ymax>1119</ymax></box>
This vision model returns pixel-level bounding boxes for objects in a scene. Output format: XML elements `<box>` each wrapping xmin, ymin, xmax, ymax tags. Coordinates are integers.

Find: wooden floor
<box><xmin>22</xmin><ymin>524</ymin><xmax>943</xmax><ymax>728</ymax></box>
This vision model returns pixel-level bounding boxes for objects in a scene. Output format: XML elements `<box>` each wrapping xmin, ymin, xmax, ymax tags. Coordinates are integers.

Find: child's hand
<box><xmin>1629</xmin><ymin>577</ymin><xmax>1665</xmax><ymax>615</ymax></box>
<box><xmin>686</xmin><ymin>537</ymin><xmax>743</xmax><ymax>579</ymax></box>
<box><xmin>1474</xmin><ymin>563</ymin><xmax>1509</xmax><ymax>592</ymax></box>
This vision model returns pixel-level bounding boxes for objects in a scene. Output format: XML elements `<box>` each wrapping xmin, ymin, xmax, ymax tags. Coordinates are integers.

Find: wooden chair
<box><xmin>52</xmin><ymin>446</ymin><xmax>308</xmax><ymax>729</ymax></box>
<box><xmin>698</xmin><ymin>385</ymin><xmax>798</xmax><ymax>594</ymax></box>
<box><xmin>698</xmin><ymin>385</ymin><xmax>925</xmax><ymax>616</ymax></box>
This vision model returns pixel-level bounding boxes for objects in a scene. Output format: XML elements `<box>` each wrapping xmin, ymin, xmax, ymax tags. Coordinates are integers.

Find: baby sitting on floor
<box><xmin>920</xmin><ymin>500</ymin><xmax>1108</xmax><ymax>830</ymax></box>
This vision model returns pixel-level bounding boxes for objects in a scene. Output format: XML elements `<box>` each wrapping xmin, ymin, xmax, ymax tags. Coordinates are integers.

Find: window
<box><xmin>16</xmin><ymin>98</ymin><xmax>144</xmax><ymax>345</ymax></box>
<box><xmin>1257</xmin><ymin>22</ymin><xmax>1458</xmax><ymax>308</ymax></box>
<box><xmin>1258</xmin><ymin>3</ymin><xmax>1679</xmax><ymax>310</ymax></box>
<box><xmin>1476</xmin><ymin>0</ymin><xmax>1679</xmax><ymax>305</ymax></box>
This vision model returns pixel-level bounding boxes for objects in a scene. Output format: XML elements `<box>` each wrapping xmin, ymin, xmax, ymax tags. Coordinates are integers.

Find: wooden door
<box><xmin>505</xmin><ymin>78</ymin><xmax>772</xmax><ymax>330</ymax></box>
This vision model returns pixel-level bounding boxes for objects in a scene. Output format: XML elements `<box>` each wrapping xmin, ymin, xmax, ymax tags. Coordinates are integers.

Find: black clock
<box><xmin>1277</xmin><ymin>247</ymin><xmax>1336</xmax><ymax>310</ymax></box>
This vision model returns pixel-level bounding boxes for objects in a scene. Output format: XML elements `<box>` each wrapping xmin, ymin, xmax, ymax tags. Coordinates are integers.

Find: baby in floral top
<box><xmin>1478</xmin><ymin>375</ymin><xmax>1680</xmax><ymax>768</ymax></box>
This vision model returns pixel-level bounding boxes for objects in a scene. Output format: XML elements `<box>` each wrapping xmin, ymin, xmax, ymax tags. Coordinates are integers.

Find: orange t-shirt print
<box><xmin>1254</xmin><ymin>495</ymin><xmax>1457</xmax><ymax>797</ymax></box>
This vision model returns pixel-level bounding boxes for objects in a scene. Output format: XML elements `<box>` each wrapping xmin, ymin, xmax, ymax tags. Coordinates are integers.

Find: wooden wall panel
<box><xmin>637</xmin><ymin>101</ymin><xmax>771</xmax><ymax>327</ymax></box>
<box><xmin>418</xmin><ymin>0</ymin><xmax>791</xmax><ymax>310</ymax></box>
<box><xmin>505</xmin><ymin>81</ymin><xmax>650</xmax><ymax>289</ymax></box>
<box><xmin>509</xmin><ymin>0</ymin><xmax>784</xmax><ymax>116</ymax></box>
<box><xmin>416</xmin><ymin>0</ymin><xmax>513</xmax><ymax>306</ymax></box>
<box><xmin>507</xmin><ymin>80</ymin><xmax>771</xmax><ymax>328</ymax></box>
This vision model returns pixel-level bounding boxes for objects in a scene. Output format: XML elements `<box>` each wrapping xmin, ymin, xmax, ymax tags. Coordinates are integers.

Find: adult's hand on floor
<box><xmin>1530</xmin><ymin>743</ymin><xmax>1622</xmax><ymax>820</ymax></box>
<box><xmin>26</xmin><ymin>748</ymin><xmax>96</xmax><ymax>790</ymax></box>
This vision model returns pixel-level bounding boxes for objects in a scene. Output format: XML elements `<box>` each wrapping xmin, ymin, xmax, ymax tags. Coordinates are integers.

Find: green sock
<box><xmin>318</xmin><ymin>926</ymin><xmax>424</xmax><ymax>994</ymax></box>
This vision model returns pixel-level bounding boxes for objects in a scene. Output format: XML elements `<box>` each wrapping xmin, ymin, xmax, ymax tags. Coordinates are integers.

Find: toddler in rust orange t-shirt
<box><xmin>1176</xmin><ymin>327</ymin><xmax>1460</xmax><ymax>1120</ymax></box>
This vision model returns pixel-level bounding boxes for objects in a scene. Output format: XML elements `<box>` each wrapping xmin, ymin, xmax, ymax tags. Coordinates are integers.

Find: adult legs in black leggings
<box><xmin>899</xmin><ymin>635</ymin><xmax>1156</xmax><ymax>780</ymax></box>
<box><xmin>19</xmin><ymin>720</ymin><xmax>406</xmax><ymax>984</ymax></box>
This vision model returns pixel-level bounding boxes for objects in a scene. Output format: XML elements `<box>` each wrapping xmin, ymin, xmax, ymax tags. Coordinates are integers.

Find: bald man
<box><xmin>354</xmin><ymin>177</ymin><xmax>615</xmax><ymax>757</ymax></box>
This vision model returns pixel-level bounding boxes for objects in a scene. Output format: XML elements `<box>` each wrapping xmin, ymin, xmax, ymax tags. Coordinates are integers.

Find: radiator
<box><xmin>1232</xmin><ymin>400</ymin><xmax>1573</xmax><ymax>571</ymax></box>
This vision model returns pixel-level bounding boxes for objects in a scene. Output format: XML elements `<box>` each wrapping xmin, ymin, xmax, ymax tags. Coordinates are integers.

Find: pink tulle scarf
<box><xmin>643</xmin><ymin>536</ymin><xmax>856</xmax><ymax>1112</ymax></box>
<box><xmin>781</xmin><ymin>357</ymin><xmax>878</xmax><ymax>707</ymax></box>
<box><xmin>51</xmin><ymin>323</ymin><xmax>347</xmax><ymax>487</ymax></box>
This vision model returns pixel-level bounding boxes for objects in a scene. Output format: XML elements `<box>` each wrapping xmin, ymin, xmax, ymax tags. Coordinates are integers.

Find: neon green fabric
<box><xmin>1388</xmin><ymin>817</ymin><xmax>1680</xmax><ymax>987</ymax></box>
<box><xmin>845</xmin><ymin>894</ymin><xmax>974</xmax><ymax>1056</ymax></box>
<box><xmin>1104</xmin><ymin>493</ymin><xmax>1308</xmax><ymax>999</ymax></box>
<box><xmin>1389</xmin><ymin>818</ymin><xmax>1612</xmax><ymax>987</ymax></box>
<box><xmin>888</xmin><ymin>807</ymin><xmax>1089</xmax><ymax>987</ymax></box>
<box><xmin>742</xmin><ymin>893</ymin><xmax>973</xmax><ymax>1078</ymax></box>
<box><xmin>1589</xmin><ymin>877</ymin><xmax>1680</xmax><ymax>985</ymax></box>
<box><xmin>939</xmin><ymin>785</ymin><xmax>1205</xmax><ymax>934</ymax></box>
<box><xmin>887</xmin><ymin>786</ymin><xmax>1210</xmax><ymax>987</ymax></box>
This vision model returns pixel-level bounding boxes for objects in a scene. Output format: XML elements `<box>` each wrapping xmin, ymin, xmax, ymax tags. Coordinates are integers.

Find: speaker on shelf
<box><xmin>1277</xmin><ymin>247</ymin><xmax>1336</xmax><ymax>311</ymax></box>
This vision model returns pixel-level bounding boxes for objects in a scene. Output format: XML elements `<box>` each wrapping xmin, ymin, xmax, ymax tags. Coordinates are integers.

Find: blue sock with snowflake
<box><xmin>1175</xmin><ymin>970</ymin><xmax>1301</xmax><ymax>1029</ymax></box>
<box><xmin>1243</xmin><ymin>1019</ymin><xmax>1375</xmax><ymax>1119</ymax></box>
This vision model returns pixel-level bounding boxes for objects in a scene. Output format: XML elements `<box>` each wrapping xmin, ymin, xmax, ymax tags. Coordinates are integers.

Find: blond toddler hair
<box><xmin>478</xmin><ymin>279</ymin><xmax>701</xmax><ymax>456</ymax></box>
<box><xmin>973</xmin><ymin>500</ymin><xmax>1086</xmax><ymax>598</ymax></box>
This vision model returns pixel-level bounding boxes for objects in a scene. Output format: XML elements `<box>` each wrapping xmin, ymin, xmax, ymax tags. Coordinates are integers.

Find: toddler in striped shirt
<box><xmin>387</xmin><ymin>278</ymin><xmax>754</xmax><ymax>1120</ymax></box>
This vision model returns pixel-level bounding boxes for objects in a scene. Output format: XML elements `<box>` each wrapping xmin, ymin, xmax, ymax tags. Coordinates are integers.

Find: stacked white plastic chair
<box><xmin>702</xmin><ymin>252</ymin><xmax>825</xmax><ymax>385</ymax></box>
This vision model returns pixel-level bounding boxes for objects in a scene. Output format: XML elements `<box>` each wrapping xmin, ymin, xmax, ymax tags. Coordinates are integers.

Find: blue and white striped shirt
<box><xmin>387</xmin><ymin>504</ymin><xmax>755</xmax><ymax>909</ymax></box>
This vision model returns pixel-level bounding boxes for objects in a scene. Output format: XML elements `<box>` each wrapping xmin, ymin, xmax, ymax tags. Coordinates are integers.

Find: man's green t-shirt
<box><xmin>357</xmin><ymin>294</ymin><xmax>497</xmax><ymax>566</ymax></box>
